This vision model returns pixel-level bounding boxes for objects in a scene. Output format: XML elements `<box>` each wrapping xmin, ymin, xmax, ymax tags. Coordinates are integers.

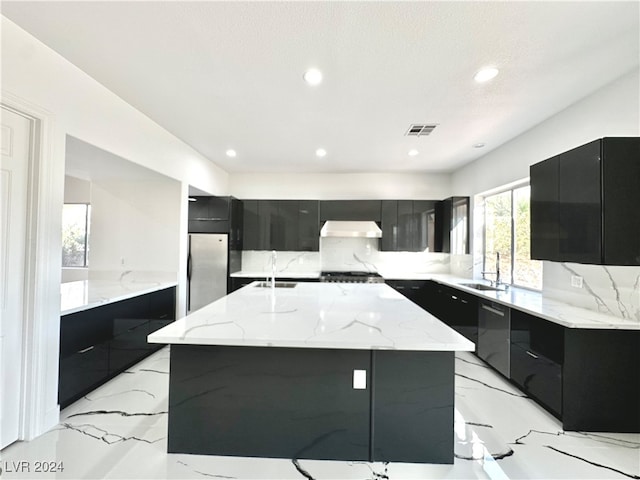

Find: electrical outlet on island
<box><xmin>571</xmin><ymin>275</ymin><xmax>583</xmax><ymax>288</ymax></box>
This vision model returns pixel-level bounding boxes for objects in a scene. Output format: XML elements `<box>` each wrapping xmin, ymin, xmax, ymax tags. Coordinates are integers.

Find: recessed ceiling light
<box><xmin>303</xmin><ymin>68</ymin><xmax>323</xmax><ymax>86</ymax></box>
<box><xmin>188</xmin><ymin>197</ymin><xmax>197</xmax><ymax>202</ymax></box>
<box><xmin>226</xmin><ymin>149</ymin><xmax>237</xmax><ymax>158</ymax></box>
<box><xmin>315</xmin><ymin>148</ymin><xmax>327</xmax><ymax>158</ymax></box>
<box><xmin>473</xmin><ymin>143</ymin><xmax>486</xmax><ymax>149</ymax></box>
<box><xmin>474</xmin><ymin>67</ymin><xmax>499</xmax><ymax>83</ymax></box>
<box><xmin>408</xmin><ymin>149</ymin><xmax>419</xmax><ymax>156</ymax></box>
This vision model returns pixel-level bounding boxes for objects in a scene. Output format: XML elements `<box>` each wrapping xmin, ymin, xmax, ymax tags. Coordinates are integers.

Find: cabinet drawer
<box><xmin>510</xmin><ymin>342</ymin><xmax>562</xmax><ymax>417</ymax></box>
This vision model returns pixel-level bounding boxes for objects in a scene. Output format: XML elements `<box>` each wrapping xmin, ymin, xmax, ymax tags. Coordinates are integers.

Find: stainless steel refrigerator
<box><xmin>187</xmin><ymin>233</ymin><xmax>228</xmax><ymax>313</ymax></box>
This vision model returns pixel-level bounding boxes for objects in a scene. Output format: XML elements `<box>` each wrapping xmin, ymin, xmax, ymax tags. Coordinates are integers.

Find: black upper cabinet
<box><xmin>413</xmin><ymin>200</ymin><xmax>438</xmax><ymax>252</ymax></box>
<box><xmin>320</xmin><ymin>200</ymin><xmax>381</xmax><ymax>221</ymax></box>
<box><xmin>242</xmin><ymin>199</ymin><xmax>320</xmax><ymax>251</ymax></box>
<box><xmin>188</xmin><ymin>196</ymin><xmax>235</xmax><ymax>234</ymax></box>
<box><xmin>258</xmin><ymin>200</ymin><xmax>279</xmax><ymax>250</ymax></box>
<box><xmin>530</xmin><ymin>137</ymin><xmax>640</xmax><ymax>265</ymax></box>
<box><xmin>530</xmin><ymin>156</ymin><xmax>560</xmax><ymax>261</ymax></box>
<box><xmin>602</xmin><ymin>139</ymin><xmax>640</xmax><ymax>265</ymax></box>
<box><xmin>242</xmin><ymin>200</ymin><xmax>259</xmax><ymax>250</ymax></box>
<box><xmin>434</xmin><ymin>197</ymin><xmax>469</xmax><ymax>254</ymax></box>
<box><xmin>381</xmin><ymin>200</ymin><xmax>438</xmax><ymax>252</ymax></box>
<box><xmin>558</xmin><ymin>140</ymin><xmax>601</xmax><ymax>263</ymax></box>
<box><xmin>381</xmin><ymin>201</ymin><xmax>398</xmax><ymax>251</ymax></box>
<box><xmin>298</xmin><ymin>200</ymin><xmax>320</xmax><ymax>251</ymax></box>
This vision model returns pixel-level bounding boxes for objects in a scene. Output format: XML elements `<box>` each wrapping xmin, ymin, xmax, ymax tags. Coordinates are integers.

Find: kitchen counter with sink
<box><xmin>149</xmin><ymin>281</ymin><xmax>472</xmax><ymax>464</ymax></box>
<box><xmin>379</xmin><ymin>271</ymin><xmax>639</xmax><ymax>330</ymax></box>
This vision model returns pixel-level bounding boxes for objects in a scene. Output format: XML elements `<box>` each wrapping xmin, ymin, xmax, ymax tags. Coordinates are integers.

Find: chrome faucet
<box><xmin>482</xmin><ymin>252</ymin><xmax>508</xmax><ymax>290</ymax></box>
<box><xmin>270</xmin><ymin>250</ymin><xmax>277</xmax><ymax>290</ymax></box>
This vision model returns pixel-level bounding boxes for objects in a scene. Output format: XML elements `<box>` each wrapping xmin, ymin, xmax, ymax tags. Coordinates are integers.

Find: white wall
<box><xmin>89</xmin><ymin>177</ymin><xmax>181</xmax><ymax>276</ymax></box>
<box><xmin>451</xmin><ymin>68</ymin><xmax>640</xmax><ymax>197</ymax></box>
<box><xmin>63</xmin><ymin>175</ymin><xmax>90</xmax><ymax>203</ymax></box>
<box><xmin>1</xmin><ymin>16</ymin><xmax>230</xmax><ymax>439</ymax></box>
<box><xmin>229</xmin><ymin>172</ymin><xmax>452</xmax><ymax>200</ymax></box>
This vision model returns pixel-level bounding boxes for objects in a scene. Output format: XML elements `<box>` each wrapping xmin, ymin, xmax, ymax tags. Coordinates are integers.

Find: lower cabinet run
<box><xmin>387</xmin><ymin>279</ymin><xmax>640</xmax><ymax>433</ymax></box>
<box><xmin>167</xmin><ymin>344</ymin><xmax>454</xmax><ymax>464</ymax></box>
<box><xmin>59</xmin><ymin>287</ymin><xmax>176</xmax><ymax>408</ymax></box>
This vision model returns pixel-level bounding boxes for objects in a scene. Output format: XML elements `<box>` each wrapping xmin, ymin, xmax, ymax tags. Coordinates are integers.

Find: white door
<box><xmin>0</xmin><ymin>106</ymin><xmax>31</xmax><ymax>449</ymax></box>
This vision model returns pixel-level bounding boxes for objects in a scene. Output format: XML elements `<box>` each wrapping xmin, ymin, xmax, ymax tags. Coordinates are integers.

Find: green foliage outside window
<box><xmin>62</xmin><ymin>204</ymin><xmax>90</xmax><ymax>267</ymax></box>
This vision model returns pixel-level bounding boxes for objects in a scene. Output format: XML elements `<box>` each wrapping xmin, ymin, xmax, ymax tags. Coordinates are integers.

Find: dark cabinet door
<box><xmin>188</xmin><ymin>196</ymin><xmax>231</xmax><ymax>233</ymax></box>
<box><xmin>530</xmin><ymin>156</ymin><xmax>560</xmax><ymax>261</ymax></box>
<box><xmin>477</xmin><ymin>301</ymin><xmax>510</xmax><ymax>377</ymax></box>
<box><xmin>381</xmin><ymin>200</ymin><xmax>398</xmax><ymax>251</ymax></box>
<box><xmin>209</xmin><ymin>196</ymin><xmax>230</xmax><ymax>220</ymax></box>
<box><xmin>277</xmin><ymin>200</ymin><xmax>299</xmax><ymax>251</ymax></box>
<box><xmin>558</xmin><ymin>140</ymin><xmax>602</xmax><ymax>264</ymax></box>
<box><xmin>388</xmin><ymin>279</ymin><xmax>426</xmax><ymax>307</ymax></box>
<box><xmin>242</xmin><ymin>200</ymin><xmax>259</xmax><ymax>250</ymax></box>
<box><xmin>510</xmin><ymin>310</ymin><xmax>563</xmax><ymax>418</ymax></box>
<box><xmin>229</xmin><ymin>198</ymin><xmax>244</xmax><ymax>251</ymax></box>
<box><xmin>372</xmin><ymin>350</ymin><xmax>454</xmax><ymax>464</ymax></box>
<box><xmin>434</xmin><ymin>198</ymin><xmax>452</xmax><ymax>253</ymax></box>
<box><xmin>320</xmin><ymin>200</ymin><xmax>381</xmax><ymax>221</ymax></box>
<box><xmin>602</xmin><ymin>138</ymin><xmax>640</xmax><ymax>265</ymax></box>
<box><xmin>258</xmin><ymin>200</ymin><xmax>278</xmax><ymax>250</ymax></box>
<box><xmin>397</xmin><ymin>200</ymin><xmax>413</xmax><ymax>251</ymax></box>
<box><xmin>188</xmin><ymin>196</ymin><xmax>210</xmax><ymax>220</ymax></box>
<box><xmin>413</xmin><ymin>200</ymin><xmax>437</xmax><ymax>252</ymax></box>
<box><xmin>58</xmin><ymin>343</ymin><xmax>109</xmax><ymax>407</ymax></box>
<box><xmin>298</xmin><ymin>200</ymin><xmax>319</xmax><ymax>251</ymax></box>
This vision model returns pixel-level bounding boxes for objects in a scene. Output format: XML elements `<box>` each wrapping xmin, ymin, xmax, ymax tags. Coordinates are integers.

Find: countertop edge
<box><xmin>61</xmin><ymin>281</ymin><xmax>178</xmax><ymax>316</ymax></box>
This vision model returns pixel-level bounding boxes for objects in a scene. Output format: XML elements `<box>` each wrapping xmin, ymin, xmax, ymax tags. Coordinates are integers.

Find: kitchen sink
<box><xmin>254</xmin><ymin>281</ymin><xmax>298</xmax><ymax>288</ymax></box>
<box><xmin>459</xmin><ymin>282</ymin><xmax>504</xmax><ymax>292</ymax></box>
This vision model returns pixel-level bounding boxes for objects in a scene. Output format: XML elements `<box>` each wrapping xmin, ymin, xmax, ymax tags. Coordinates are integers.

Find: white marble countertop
<box><xmin>61</xmin><ymin>279</ymin><xmax>178</xmax><ymax>315</ymax></box>
<box><xmin>230</xmin><ymin>269</ymin><xmax>639</xmax><ymax>330</ymax></box>
<box><xmin>230</xmin><ymin>270</ymin><xmax>321</xmax><ymax>279</ymax></box>
<box><xmin>415</xmin><ymin>274</ymin><xmax>639</xmax><ymax>330</ymax></box>
<box><xmin>148</xmin><ymin>282</ymin><xmax>475</xmax><ymax>352</ymax></box>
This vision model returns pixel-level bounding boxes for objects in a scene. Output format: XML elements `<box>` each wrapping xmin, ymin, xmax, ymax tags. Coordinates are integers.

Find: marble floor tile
<box><xmin>1</xmin><ymin>347</ymin><xmax>638</xmax><ymax>479</ymax></box>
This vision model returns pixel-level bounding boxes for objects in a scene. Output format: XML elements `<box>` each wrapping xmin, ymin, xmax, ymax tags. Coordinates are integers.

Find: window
<box><xmin>62</xmin><ymin>204</ymin><xmax>90</xmax><ymax>267</ymax></box>
<box><xmin>483</xmin><ymin>184</ymin><xmax>542</xmax><ymax>290</ymax></box>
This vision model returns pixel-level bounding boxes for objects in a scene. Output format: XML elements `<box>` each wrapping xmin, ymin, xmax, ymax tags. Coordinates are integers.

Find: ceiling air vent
<box><xmin>405</xmin><ymin>124</ymin><xmax>438</xmax><ymax>137</ymax></box>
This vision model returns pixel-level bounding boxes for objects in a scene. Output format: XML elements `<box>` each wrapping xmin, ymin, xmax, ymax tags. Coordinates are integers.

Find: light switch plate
<box><xmin>353</xmin><ymin>369</ymin><xmax>367</xmax><ymax>389</ymax></box>
<box><xmin>571</xmin><ymin>275</ymin><xmax>583</xmax><ymax>288</ymax></box>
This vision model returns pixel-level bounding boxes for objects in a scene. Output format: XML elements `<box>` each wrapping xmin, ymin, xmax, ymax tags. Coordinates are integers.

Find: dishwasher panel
<box><xmin>477</xmin><ymin>301</ymin><xmax>511</xmax><ymax>377</ymax></box>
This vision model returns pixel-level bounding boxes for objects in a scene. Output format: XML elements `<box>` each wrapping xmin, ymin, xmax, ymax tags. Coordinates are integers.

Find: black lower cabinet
<box><xmin>510</xmin><ymin>310</ymin><xmax>563</xmax><ymax>418</ymax></box>
<box><xmin>372</xmin><ymin>350</ymin><xmax>453</xmax><ymax>463</ymax></box>
<box><xmin>167</xmin><ymin>345</ymin><xmax>455</xmax><ymax>463</ymax></box>
<box><xmin>168</xmin><ymin>345</ymin><xmax>371</xmax><ymax>461</ymax></box>
<box><xmin>58</xmin><ymin>343</ymin><xmax>109</xmax><ymax>408</ymax></box>
<box><xmin>423</xmin><ymin>281</ymin><xmax>478</xmax><ymax>345</ymax></box>
<box><xmin>59</xmin><ymin>287</ymin><xmax>176</xmax><ymax>408</ymax></box>
<box><xmin>563</xmin><ymin>329</ymin><xmax>640</xmax><ymax>432</ymax></box>
<box><xmin>386</xmin><ymin>279</ymin><xmax>427</xmax><ymax>306</ymax></box>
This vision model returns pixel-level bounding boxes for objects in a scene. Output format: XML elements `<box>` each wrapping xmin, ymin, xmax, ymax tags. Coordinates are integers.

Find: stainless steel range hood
<box><xmin>320</xmin><ymin>221</ymin><xmax>382</xmax><ymax>238</ymax></box>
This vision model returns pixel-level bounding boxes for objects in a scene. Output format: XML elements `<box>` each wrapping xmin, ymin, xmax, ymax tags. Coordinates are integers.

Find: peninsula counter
<box><xmin>148</xmin><ymin>282</ymin><xmax>474</xmax><ymax>464</ymax></box>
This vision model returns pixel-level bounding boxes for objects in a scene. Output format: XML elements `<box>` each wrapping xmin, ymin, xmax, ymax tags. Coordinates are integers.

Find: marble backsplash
<box><xmin>240</xmin><ymin>238</ymin><xmax>473</xmax><ymax>277</ymax></box>
<box><xmin>240</xmin><ymin>250</ymin><xmax>321</xmax><ymax>275</ymax></box>
<box><xmin>543</xmin><ymin>262</ymin><xmax>640</xmax><ymax>322</ymax></box>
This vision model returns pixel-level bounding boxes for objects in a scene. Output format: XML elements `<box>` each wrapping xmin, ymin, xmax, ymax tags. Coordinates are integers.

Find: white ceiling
<box><xmin>3</xmin><ymin>1</ymin><xmax>639</xmax><ymax>174</ymax></box>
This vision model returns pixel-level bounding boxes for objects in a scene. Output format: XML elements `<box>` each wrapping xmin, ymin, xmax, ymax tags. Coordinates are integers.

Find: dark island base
<box><xmin>167</xmin><ymin>345</ymin><xmax>454</xmax><ymax>464</ymax></box>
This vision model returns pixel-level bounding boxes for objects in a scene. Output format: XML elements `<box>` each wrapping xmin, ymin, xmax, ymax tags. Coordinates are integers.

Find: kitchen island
<box><xmin>148</xmin><ymin>281</ymin><xmax>474</xmax><ymax>464</ymax></box>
